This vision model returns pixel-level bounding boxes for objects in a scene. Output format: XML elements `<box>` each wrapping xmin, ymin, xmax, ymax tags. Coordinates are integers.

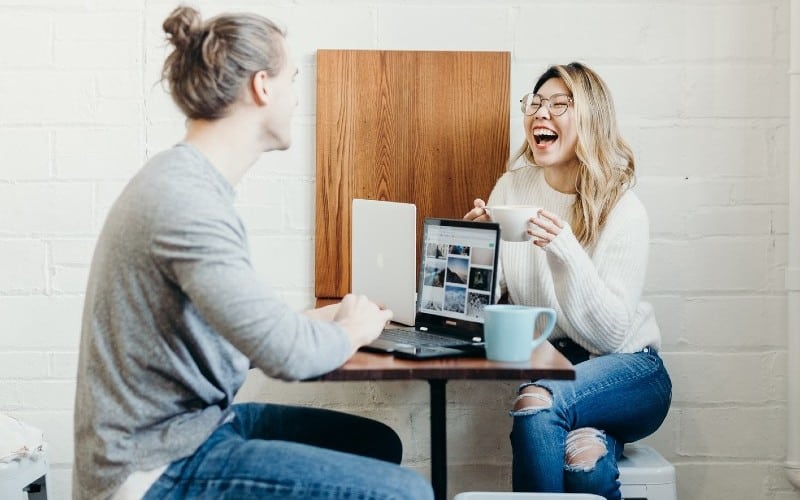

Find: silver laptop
<box><xmin>362</xmin><ymin>217</ymin><xmax>501</xmax><ymax>359</ymax></box>
<box><xmin>351</xmin><ymin>198</ymin><xmax>417</xmax><ymax>326</ymax></box>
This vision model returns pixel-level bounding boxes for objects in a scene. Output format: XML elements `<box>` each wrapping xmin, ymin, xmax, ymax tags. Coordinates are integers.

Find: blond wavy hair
<box><xmin>508</xmin><ymin>62</ymin><xmax>635</xmax><ymax>247</ymax></box>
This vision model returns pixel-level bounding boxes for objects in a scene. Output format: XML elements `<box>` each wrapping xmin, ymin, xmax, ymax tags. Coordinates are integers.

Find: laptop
<box><xmin>362</xmin><ymin>217</ymin><xmax>501</xmax><ymax>359</ymax></box>
<box><xmin>351</xmin><ymin>198</ymin><xmax>417</xmax><ymax>326</ymax></box>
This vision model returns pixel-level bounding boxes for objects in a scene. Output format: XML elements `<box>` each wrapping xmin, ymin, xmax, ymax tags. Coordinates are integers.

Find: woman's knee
<box><xmin>510</xmin><ymin>384</ymin><xmax>553</xmax><ymax>415</ymax></box>
<box><xmin>565</xmin><ymin>427</ymin><xmax>607</xmax><ymax>471</ymax></box>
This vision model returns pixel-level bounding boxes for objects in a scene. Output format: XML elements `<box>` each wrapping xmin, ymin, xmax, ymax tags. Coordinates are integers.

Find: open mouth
<box><xmin>533</xmin><ymin>128</ymin><xmax>558</xmax><ymax>145</ymax></box>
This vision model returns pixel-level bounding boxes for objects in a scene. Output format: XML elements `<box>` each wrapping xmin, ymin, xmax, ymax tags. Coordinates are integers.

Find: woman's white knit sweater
<box><xmin>487</xmin><ymin>165</ymin><xmax>661</xmax><ymax>355</ymax></box>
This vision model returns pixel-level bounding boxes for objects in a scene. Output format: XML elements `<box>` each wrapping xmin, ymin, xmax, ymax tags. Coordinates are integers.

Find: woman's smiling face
<box><xmin>525</xmin><ymin>77</ymin><xmax>579</xmax><ymax>171</ymax></box>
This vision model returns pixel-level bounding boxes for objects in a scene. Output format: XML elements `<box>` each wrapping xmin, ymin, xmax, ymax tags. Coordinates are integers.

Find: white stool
<box><xmin>455</xmin><ymin>494</ymin><xmax>603</xmax><ymax>500</ymax></box>
<box><xmin>618</xmin><ymin>443</ymin><xmax>676</xmax><ymax>500</ymax></box>
<box><xmin>0</xmin><ymin>453</ymin><xmax>49</xmax><ymax>500</ymax></box>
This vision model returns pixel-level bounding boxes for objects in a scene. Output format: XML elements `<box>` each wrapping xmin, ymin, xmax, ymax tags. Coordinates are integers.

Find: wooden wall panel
<box><xmin>315</xmin><ymin>49</ymin><xmax>510</xmax><ymax>300</ymax></box>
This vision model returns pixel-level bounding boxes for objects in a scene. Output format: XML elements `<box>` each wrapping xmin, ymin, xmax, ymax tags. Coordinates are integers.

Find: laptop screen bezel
<box><xmin>413</xmin><ymin>217</ymin><xmax>501</xmax><ymax>342</ymax></box>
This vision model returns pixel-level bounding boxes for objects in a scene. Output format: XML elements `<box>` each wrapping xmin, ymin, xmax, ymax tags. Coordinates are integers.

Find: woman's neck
<box><xmin>542</xmin><ymin>163</ymin><xmax>579</xmax><ymax>194</ymax></box>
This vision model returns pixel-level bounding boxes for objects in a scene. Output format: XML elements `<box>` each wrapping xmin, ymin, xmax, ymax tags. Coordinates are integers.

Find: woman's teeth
<box><xmin>533</xmin><ymin>129</ymin><xmax>558</xmax><ymax>145</ymax></box>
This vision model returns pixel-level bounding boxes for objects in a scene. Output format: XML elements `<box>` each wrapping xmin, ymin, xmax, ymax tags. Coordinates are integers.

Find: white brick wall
<box><xmin>0</xmin><ymin>1</ymin><xmax>794</xmax><ymax>499</ymax></box>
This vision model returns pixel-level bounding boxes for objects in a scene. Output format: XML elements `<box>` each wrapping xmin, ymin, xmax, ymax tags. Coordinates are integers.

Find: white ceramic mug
<box><xmin>485</xmin><ymin>205</ymin><xmax>541</xmax><ymax>242</ymax></box>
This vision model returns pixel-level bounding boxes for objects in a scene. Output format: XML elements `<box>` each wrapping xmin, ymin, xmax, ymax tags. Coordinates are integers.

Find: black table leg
<box><xmin>429</xmin><ymin>379</ymin><xmax>447</xmax><ymax>500</ymax></box>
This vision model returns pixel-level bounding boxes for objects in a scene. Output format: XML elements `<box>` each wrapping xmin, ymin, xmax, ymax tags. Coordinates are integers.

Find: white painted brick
<box><xmin>447</xmin><ymin>406</ymin><xmax>511</xmax><ymax>464</ymax></box>
<box><xmin>50</xmin><ymin>238</ymin><xmax>96</xmax><ymax>266</ymax></box>
<box><xmin>278</xmin><ymin>290</ymin><xmax>316</xmax><ymax>311</ymax></box>
<box><xmin>283</xmin><ymin>178</ymin><xmax>315</xmax><ymax>232</ymax></box>
<box><xmin>597</xmin><ymin>64</ymin><xmax>684</xmax><ymax>120</ymax></box>
<box><xmin>644</xmin><ymin>295</ymin><xmax>686</xmax><ymax>346</ymax></box>
<box><xmin>237</xmin><ymin>205</ymin><xmax>282</xmax><ymax>236</ymax></box>
<box><xmin>634</xmin><ymin>179</ymin><xmax>690</xmax><ymax>236</ymax></box>
<box><xmin>636</xmin><ymin>123</ymin><xmax>772</xmax><ymax>179</ymax></box>
<box><xmin>686</xmin><ymin>237</ymin><xmax>773</xmax><ymax>291</ymax></box>
<box><xmin>55</xmin><ymin>39</ymin><xmax>141</xmax><ymax>70</ymax></box>
<box><xmin>17</xmin><ymin>381</ymin><xmax>76</xmax><ymax>410</ymax></box>
<box><xmin>684</xmin><ymin>64</ymin><xmax>788</xmax><ymax>119</ymax></box>
<box><xmin>0</xmin><ymin>183</ymin><xmax>93</xmax><ymax>235</ymax></box>
<box><xmin>93</xmin><ymin>180</ymin><xmax>128</xmax><ymax>232</ymax></box>
<box><xmin>662</xmin><ymin>352</ymin><xmax>783</xmax><ymax>404</ymax></box>
<box><xmin>96</xmin><ymin>70</ymin><xmax>143</xmax><ymax>100</ymax></box>
<box><xmin>281</xmin><ymin>5</ymin><xmax>374</xmax><ymax>61</ymax></box>
<box><xmin>51</xmin><ymin>265</ymin><xmax>90</xmax><ymax>294</ymax></box>
<box><xmin>683</xmin><ymin>295</ymin><xmax>785</xmax><ymax>348</ymax></box>
<box><xmin>249</xmin><ymin>117</ymin><xmax>315</xmax><ymax>177</ymax></box>
<box><xmin>143</xmin><ymin>74</ymin><xmax>183</xmax><ymax>123</ymax></box>
<box><xmin>648</xmin><ymin>238</ymin><xmax>776</xmax><ymax>292</ymax></box>
<box><xmin>515</xmin><ymin>4</ymin><xmax>649</xmax><ymax>63</ymax></box>
<box><xmin>637</xmin><ymin>409</ymin><xmax>679</xmax><ymax>461</ymax></box>
<box><xmin>0</xmin><ymin>381</ymin><xmax>22</xmax><ymax>409</ymax></box>
<box><xmin>676</xmin><ymin>462</ymin><xmax>790</xmax><ymax>500</ymax></box>
<box><xmin>0</xmin><ymin>296</ymin><xmax>83</xmax><ymax>349</ymax></box>
<box><xmin>143</xmin><ymin>120</ymin><xmax>187</xmax><ymax>158</ymax></box>
<box><xmin>95</xmin><ymin>97</ymin><xmax>144</xmax><ymax>127</ymax></box>
<box><xmin>770</xmin><ymin>234</ymin><xmax>789</xmax><ymax>290</ymax></box>
<box><xmin>646</xmin><ymin>4</ymin><xmax>776</xmax><ymax>62</ymax></box>
<box><xmin>54</xmin><ymin>127</ymin><xmax>143</xmax><ymax>180</ymax></box>
<box><xmin>729</xmin><ymin>176</ymin><xmax>789</xmax><ymax>205</ymax></box>
<box><xmin>0</xmin><ymin>13</ymin><xmax>52</xmax><ymax>68</ymax></box>
<box><xmin>0</xmin><ymin>240</ymin><xmax>47</xmax><ymax>292</ymax></box>
<box><xmin>0</xmin><ymin>129</ymin><xmax>51</xmax><ymax>180</ymax></box>
<box><xmin>686</xmin><ymin>206</ymin><xmax>775</xmax><ymax>237</ymax></box>
<box><xmin>54</xmin><ymin>12</ymin><xmax>140</xmax><ymax>41</ymax></box>
<box><xmin>49</xmin><ymin>352</ymin><xmax>79</xmax><ymax>379</ymax></box>
<box><xmin>0</xmin><ymin>0</ymin><xmax>84</xmax><ymax>5</ymax></box>
<box><xmin>679</xmin><ymin>406</ymin><xmax>785</xmax><ymax>459</ymax></box>
<box><xmin>670</xmin><ymin>237</ymin><xmax>771</xmax><ymax>291</ymax></box>
<box><xmin>238</xmin><ymin>177</ymin><xmax>284</xmax><ymax>206</ymax></box>
<box><xmin>378</xmin><ymin>6</ymin><xmax>509</xmax><ymax>50</ymax></box>
<box><xmin>0</xmin><ymin>352</ymin><xmax>49</xmax><ymax>378</ymax></box>
<box><xmin>248</xmin><ymin>236</ymin><xmax>313</xmax><ymax>289</ymax></box>
<box><xmin>0</xmin><ymin>71</ymin><xmax>95</xmax><ymax>124</ymax></box>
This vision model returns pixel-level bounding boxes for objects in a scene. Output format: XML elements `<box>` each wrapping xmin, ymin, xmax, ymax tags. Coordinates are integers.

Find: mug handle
<box><xmin>531</xmin><ymin>308</ymin><xmax>557</xmax><ymax>349</ymax></box>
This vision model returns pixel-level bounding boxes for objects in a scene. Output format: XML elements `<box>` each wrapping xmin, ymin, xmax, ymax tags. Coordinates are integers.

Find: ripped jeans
<box><xmin>509</xmin><ymin>339</ymin><xmax>672</xmax><ymax>500</ymax></box>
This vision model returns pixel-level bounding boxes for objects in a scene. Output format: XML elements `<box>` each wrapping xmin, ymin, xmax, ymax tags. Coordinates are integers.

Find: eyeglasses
<box><xmin>519</xmin><ymin>93</ymin><xmax>573</xmax><ymax>116</ymax></box>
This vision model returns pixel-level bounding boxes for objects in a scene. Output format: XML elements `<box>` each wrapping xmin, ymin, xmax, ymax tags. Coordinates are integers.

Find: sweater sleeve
<box><xmin>543</xmin><ymin>194</ymin><xmax>651</xmax><ymax>353</ymax></box>
<box><xmin>149</xmin><ymin>197</ymin><xmax>352</xmax><ymax>381</ymax></box>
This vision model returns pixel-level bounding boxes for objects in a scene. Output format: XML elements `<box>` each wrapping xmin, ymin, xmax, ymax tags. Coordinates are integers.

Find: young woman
<box><xmin>465</xmin><ymin>62</ymin><xmax>672</xmax><ymax>499</ymax></box>
<box><xmin>73</xmin><ymin>6</ymin><xmax>433</xmax><ymax>499</ymax></box>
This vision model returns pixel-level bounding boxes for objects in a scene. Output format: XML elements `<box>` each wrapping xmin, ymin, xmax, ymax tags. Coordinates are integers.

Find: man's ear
<box><xmin>251</xmin><ymin>70</ymin><xmax>269</xmax><ymax>106</ymax></box>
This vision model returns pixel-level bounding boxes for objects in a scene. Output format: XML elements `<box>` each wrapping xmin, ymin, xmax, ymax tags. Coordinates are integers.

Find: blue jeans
<box><xmin>143</xmin><ymin>402</ymin><xmax>433</xmax><ymax>499</ymax></box>
<box><xmin>510</xmin><ymin>339</ymin><xmax>672</xmax><ymax>500</ymax></box>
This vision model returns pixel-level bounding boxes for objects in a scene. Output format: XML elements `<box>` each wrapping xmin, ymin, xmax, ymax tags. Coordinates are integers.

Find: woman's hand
<box><xmin>463</xmin><ymin>198</ymin><xmax>491</xmax><ymax>221</ymax></box>
<box><xmin>529</xmin><ymin>209</ymin><xmax>565</xmax><ymax>248</ymax></box>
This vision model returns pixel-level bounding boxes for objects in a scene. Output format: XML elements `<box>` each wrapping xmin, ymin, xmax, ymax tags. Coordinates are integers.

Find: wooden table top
<box><xmin>313</xmin><ymin>340</ymin><xmax>575</xmax><ymax>382</ymax></box>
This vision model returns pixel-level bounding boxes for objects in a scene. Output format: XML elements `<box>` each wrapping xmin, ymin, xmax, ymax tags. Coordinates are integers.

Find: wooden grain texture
<box><xmin>315</xmin><ymin>49</ymin><xmax>510</xmax><ymax>300</ymax></box>
<box><xmin>311</xmin><ymin>341</ymin><xmax>575</xmax><ymax>382</ymax></box>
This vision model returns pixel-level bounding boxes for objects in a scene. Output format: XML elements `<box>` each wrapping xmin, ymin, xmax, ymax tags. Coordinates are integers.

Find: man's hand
<box><xmin>333</xmin><ymin>294</ymin><xmax>393</xmax><ymax>353</ymax></box>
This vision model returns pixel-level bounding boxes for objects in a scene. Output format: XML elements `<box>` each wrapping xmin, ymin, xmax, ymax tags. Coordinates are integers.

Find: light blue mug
<box><xmin>483</xmin><ymin>304</ymin><xmax>557</xmax><ymax>362</ymax></box>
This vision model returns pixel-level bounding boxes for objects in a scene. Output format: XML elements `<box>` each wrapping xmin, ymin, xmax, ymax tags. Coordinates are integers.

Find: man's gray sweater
<box><xmin>72</xmin><ymin>143</ymin><xmax>351</xmax><ymax>499</ymax></box>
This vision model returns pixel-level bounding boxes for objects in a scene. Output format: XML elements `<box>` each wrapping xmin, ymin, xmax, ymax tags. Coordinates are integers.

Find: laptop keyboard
<box><xmin>380</xmin><ymin>327</ymin><xmax>473</xmax><ymax>347</ymax></box>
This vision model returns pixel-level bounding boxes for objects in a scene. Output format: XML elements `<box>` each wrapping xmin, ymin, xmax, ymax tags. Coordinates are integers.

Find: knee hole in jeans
<box><xmin>564</xmin><ymin>427</ymin><xmax>607</xmax><ymax>471</ymax></box>
<box><xmin>512</xmin><ymin>385</ymin><xmax>552</xmax><ymax>412</ymax></box>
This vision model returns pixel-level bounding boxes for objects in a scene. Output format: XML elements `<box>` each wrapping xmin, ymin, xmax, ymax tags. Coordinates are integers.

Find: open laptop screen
<box><xmin>415</xmin><ymin>218</ymin><xmax>501</xmax><ymax>339</ymax></box>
